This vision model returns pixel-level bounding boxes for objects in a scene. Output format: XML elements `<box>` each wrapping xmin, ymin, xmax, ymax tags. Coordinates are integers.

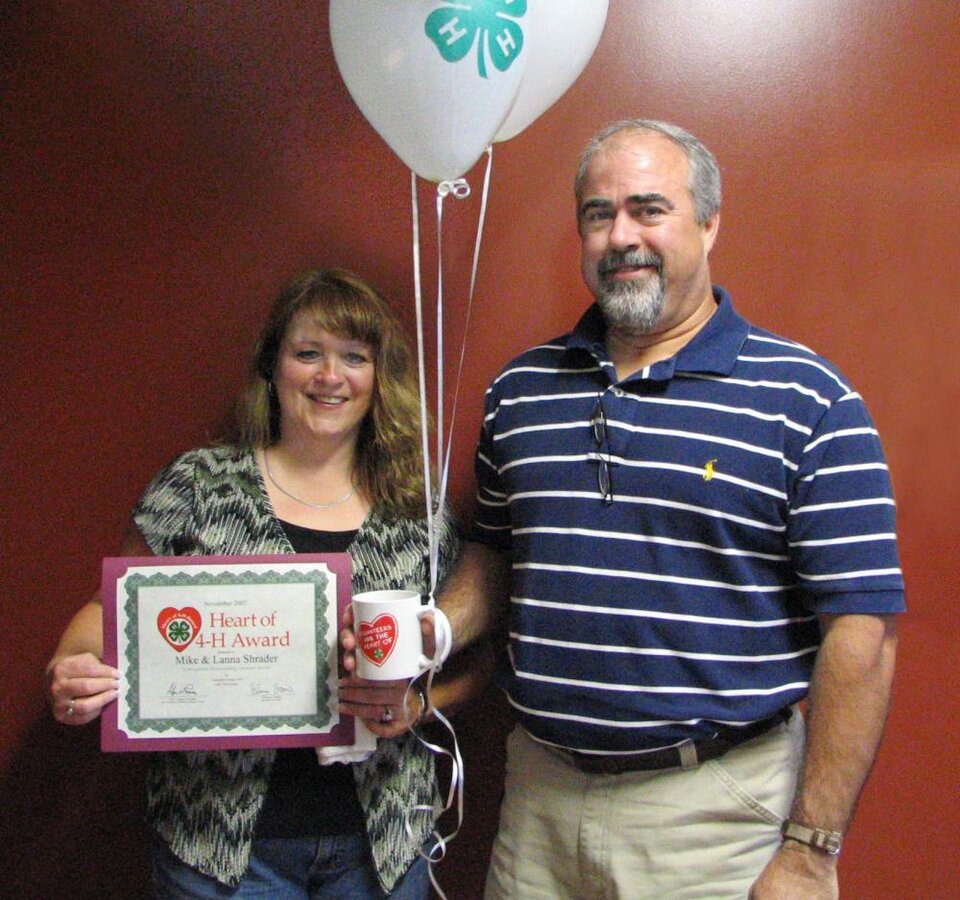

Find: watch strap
<box><xmin>780</xmin><ymin>819</ymin><xmax>843</xmax><ymax>855</ymax></box>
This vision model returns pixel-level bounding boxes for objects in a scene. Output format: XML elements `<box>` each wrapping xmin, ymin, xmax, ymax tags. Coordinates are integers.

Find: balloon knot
<box><xmin>437</xmin><ymin>178</ymin><xmax>471</xmax><ymax>200</ymax></box>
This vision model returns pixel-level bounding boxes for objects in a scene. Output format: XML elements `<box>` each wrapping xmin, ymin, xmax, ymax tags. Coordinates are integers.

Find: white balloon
<box><xmin>495</xmin><ymin>0</ymin><xmax>608</xmax><ymax>142</ymax></box>
<box><xmin>330</xmin><ymin>0</ymin><xmax>531</xmax><ymax>182</ymax></box>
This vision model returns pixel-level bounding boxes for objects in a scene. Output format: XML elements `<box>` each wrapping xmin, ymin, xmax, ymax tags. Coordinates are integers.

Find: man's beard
<box><xmin>595</xmin><ymin>250</ymin><xmax>665</xmax><ymax>332</ymax></box>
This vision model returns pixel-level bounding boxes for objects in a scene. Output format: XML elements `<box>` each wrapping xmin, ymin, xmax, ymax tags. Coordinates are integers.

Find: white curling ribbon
<box><xmin>412</xmin><ymin>151</ymin><xmax>493</xmax><ymax>595</ymax></box>
<box><xmin>406</xmin><ymin>148</ymin><xmax>491</xmax><ymax>900</ymax></box>
<box><xmin>441</xmin><ymin>146</ymin><xmax>492</xmax><ymax>512</ymax></box>
<box><xmin>411</xmin><ymin>168</ymin><xmax>433</xmax><ymax>586</ymax></box>
<box><xmin>431</xmin><ymin>173</ymin><xmax>471</xmax><ymax>590</ymax></box>
<box><xmin>404</xmin><ymin>672</ymin><xmax>464</xmax><ymax>900</ymax></box>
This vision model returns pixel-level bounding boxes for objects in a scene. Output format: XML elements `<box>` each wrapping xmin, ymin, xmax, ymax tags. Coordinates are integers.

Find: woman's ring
<box><xmin>380</xmin><ymin>706</ymin><xmax>393</xmax><ymax>724</ymax></box>
<box><xmin>66</xmin><ymin>700</ymin><xmax>75</xmax><ymax>717</ymax></box>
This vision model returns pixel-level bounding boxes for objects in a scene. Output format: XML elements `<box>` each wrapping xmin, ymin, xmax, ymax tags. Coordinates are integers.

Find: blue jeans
<box><xmin>152</xmin><ymin>833</ymin><xmax>431</xmax><ymax>899</ymax></box>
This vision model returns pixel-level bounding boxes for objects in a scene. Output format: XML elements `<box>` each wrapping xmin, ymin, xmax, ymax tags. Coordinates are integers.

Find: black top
<box><xmin>254</xmin><ymin>522</ymin><xmax>365</xmax><ymax>838</ymax></box>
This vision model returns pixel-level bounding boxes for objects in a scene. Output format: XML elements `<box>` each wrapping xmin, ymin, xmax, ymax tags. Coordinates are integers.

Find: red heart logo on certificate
<box><xmin>157</xmin><ymin>607</ymin><xmax>202</xmax><ymax>652</ymax></box>
<box><xmin>358</xmin><ymin>614</ymin><xmax>398</xmax><ymax>667</ymax></box>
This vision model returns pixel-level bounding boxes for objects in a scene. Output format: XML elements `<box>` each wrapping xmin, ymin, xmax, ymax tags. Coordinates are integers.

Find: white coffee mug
<box><xmin>352</xmin><ymin>589</ymin><xmax>435</xmax><ymax>680</ymax></box>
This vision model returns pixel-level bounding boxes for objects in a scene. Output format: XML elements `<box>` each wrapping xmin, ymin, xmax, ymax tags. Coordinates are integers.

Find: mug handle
<box><xmin>416</xmin><ymin>600</ymin><xmax>437</xmax><ymax>672</ymax></box>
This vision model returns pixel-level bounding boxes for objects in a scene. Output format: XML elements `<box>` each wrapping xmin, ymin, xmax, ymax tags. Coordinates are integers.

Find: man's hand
<box><xmin>749</xmin><ymin>841</ymin><xmax>838</xmax><ymax>899</ymax></box>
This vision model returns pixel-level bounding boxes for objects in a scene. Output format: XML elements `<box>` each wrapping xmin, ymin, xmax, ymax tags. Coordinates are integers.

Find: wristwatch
<box><xmin>780</xmin><ymin>819</ymin><xmax>843</xmax><ymax>856</ymax></box>
<box><xmin>409</xmin><ymin>682</ymin><xmax>430</xmax><ymax>724</ymax></box>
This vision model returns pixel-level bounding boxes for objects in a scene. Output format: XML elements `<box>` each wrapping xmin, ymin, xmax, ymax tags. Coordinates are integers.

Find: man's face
<box><xmin>577</xmin><ymin>131</ymin><xmax>719</xmax><ymax>335</ymax></box>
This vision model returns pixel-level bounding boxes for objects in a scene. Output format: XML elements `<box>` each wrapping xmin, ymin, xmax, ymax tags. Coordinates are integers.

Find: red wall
<box><xmin>3</xmin><ymin>2</ymin><xmax>958</xmax><ymax>897</ymax></box>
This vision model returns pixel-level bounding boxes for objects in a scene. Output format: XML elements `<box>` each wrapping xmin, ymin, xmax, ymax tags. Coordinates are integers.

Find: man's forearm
<box><xmin>437</xmin><ymin>541</ymin><xmax>510</xmax><ymax>651</ymax></box>
<box><xmin>749</xmin><ymin>613</ymin><xmax>898</xmax><ymax>897</ymax></box>
<box><xmin>789</xmin><ymin>613</ymin><xmax>898</xmax><ymax>833</ymax></box>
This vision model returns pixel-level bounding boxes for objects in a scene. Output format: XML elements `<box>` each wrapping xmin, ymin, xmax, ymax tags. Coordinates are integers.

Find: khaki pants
<box><xmin>485</xmin><ymin>714</ymin><xmax>804</xmax><ymax>900</ymax></box>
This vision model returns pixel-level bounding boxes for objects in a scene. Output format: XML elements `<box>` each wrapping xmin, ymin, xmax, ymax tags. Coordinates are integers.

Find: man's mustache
<box><xmin>598</xmin><ymin>250</ymin><xmax>663</xmax><ymax>277</ymax></box>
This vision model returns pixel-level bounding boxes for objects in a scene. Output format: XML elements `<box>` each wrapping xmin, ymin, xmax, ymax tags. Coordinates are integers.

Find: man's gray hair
<box><xmin>574</xmin><ymin>119</ymin><xmax>722</xmax><ymax>225</ymax></box>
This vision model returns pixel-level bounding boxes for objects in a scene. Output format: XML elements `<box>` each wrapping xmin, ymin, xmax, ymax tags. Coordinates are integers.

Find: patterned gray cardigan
<box><xmin>130</xmin><ymin>446</ymin><xmax>461</xmax><ymax>892</ymax></box>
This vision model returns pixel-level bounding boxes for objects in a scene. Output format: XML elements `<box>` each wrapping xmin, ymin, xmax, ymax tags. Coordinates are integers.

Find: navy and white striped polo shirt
<box><xmin>473</xmin><ymin>287</ymin><xmax>905</xmax><ymax>754</ymax></box>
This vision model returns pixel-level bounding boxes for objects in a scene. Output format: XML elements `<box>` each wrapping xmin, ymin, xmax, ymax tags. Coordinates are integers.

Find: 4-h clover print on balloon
<box><xmin>425</xmin><ymin>0</ymin><xmax>527</xmax><ymax>80</ymax></box>
<box><xmin>331</xmin><ymin>1</ymin><xmax>609</xmax><ymax>178</ymax></box>
<box><xmin>330</xmin><ymin>0</ymin><xmax>529</xmax><ymax>181</ymax></box>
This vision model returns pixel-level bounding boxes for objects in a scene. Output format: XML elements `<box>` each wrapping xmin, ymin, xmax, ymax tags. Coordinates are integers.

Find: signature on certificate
<box><xmin>166</xmin><ymin>683</ymin><xmax>199</xmax><ymax>697</ymax></box>
<box><xmin>249</xmin><ymin>682</ymin><xmax>295</xmax><ymax>698</ymax></box>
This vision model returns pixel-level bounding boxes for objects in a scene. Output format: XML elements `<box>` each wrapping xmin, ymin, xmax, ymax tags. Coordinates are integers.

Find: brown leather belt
<box><xmin>562</xmin><ymin>710</ymin><xmax>792</xmax><ymax>775</ymax></box>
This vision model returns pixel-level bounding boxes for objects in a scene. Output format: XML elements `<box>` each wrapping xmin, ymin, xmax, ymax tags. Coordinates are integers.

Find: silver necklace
<box><xmin>263</xmin><ymin>452</ymin><xmax>356</xmax><ymax>509</ymax></box>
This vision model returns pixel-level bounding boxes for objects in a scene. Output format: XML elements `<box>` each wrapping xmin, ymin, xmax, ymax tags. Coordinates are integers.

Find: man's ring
<box><xmin>66</xmin><ymin>700</ymin><xmax>75</xmax><ymax>717</ymax></box>
<box><xmin>380</xmin><ymin>706</ymin><xmax>393</xmax><ymax>724</ymax></box>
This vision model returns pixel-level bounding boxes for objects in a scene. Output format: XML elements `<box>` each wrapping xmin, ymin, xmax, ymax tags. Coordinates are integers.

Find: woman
<box><xmin>45</xmin><ymin>269</ymin><xmax>488</xmax><ymax>898</ymax></box>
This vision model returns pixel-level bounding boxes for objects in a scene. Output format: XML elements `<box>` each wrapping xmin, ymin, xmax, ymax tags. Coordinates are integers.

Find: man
<box><xmin>437</xmin><ymin>120</ymin><xmax>903</xmax><ymax>898</ymax></box>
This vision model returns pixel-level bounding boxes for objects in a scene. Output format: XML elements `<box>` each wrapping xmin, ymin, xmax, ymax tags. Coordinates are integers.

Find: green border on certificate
<box><xmin>101</xmin><ymin>554</ymin><xmax>355</xmax><ymax>752</ymax></box>
<box><xmin>122</xmin><ymin>568</ymin><xmax>331</xmax><ymax>733</ymax></box>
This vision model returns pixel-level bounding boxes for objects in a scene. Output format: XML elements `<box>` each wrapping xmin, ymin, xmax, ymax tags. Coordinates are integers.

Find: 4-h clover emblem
<box><xmin>168</xmin><ymin>620</ymin><xmax>192</xmax><ymax>643</ymax></box>
<box><xmin>425</xmin><ymin>0</ymin><xmax>528</xmax><ymax>79</ymax></box>
<box><xmin>157</xmin><ymin>606</ymin><xmax>202</xmax><ymax>652</ymax></box>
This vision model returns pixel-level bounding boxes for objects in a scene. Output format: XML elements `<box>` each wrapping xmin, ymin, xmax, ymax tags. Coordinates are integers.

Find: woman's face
<box><xmin>273</xmin><ymin>312</ymin><xmax>376</xmax><ymax>450</ymax></box>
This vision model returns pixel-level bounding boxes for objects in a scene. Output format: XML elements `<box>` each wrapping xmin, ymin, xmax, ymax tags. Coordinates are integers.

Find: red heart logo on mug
<box><xmin>157</xmin><ymin>606</ymin><xmax>202</xmax><ymax>652</ymax></box>
<box><xmin>358</xmin><ymin>614</ymin><xmax>398</xmax><ymax>667</ymax></box>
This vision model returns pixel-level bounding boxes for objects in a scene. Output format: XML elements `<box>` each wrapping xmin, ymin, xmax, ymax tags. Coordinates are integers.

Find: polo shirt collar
<box><xmin>567</xmin><ymin>286</ymin><xmax>749</xmax><ymax>382</ymax></box>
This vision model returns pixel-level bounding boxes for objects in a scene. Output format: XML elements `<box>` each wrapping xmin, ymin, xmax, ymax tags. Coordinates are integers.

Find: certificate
<box><xmin>100</xmin><ymin>554</ymin><xmax>355</xmax><ymax>752</ymax></box>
